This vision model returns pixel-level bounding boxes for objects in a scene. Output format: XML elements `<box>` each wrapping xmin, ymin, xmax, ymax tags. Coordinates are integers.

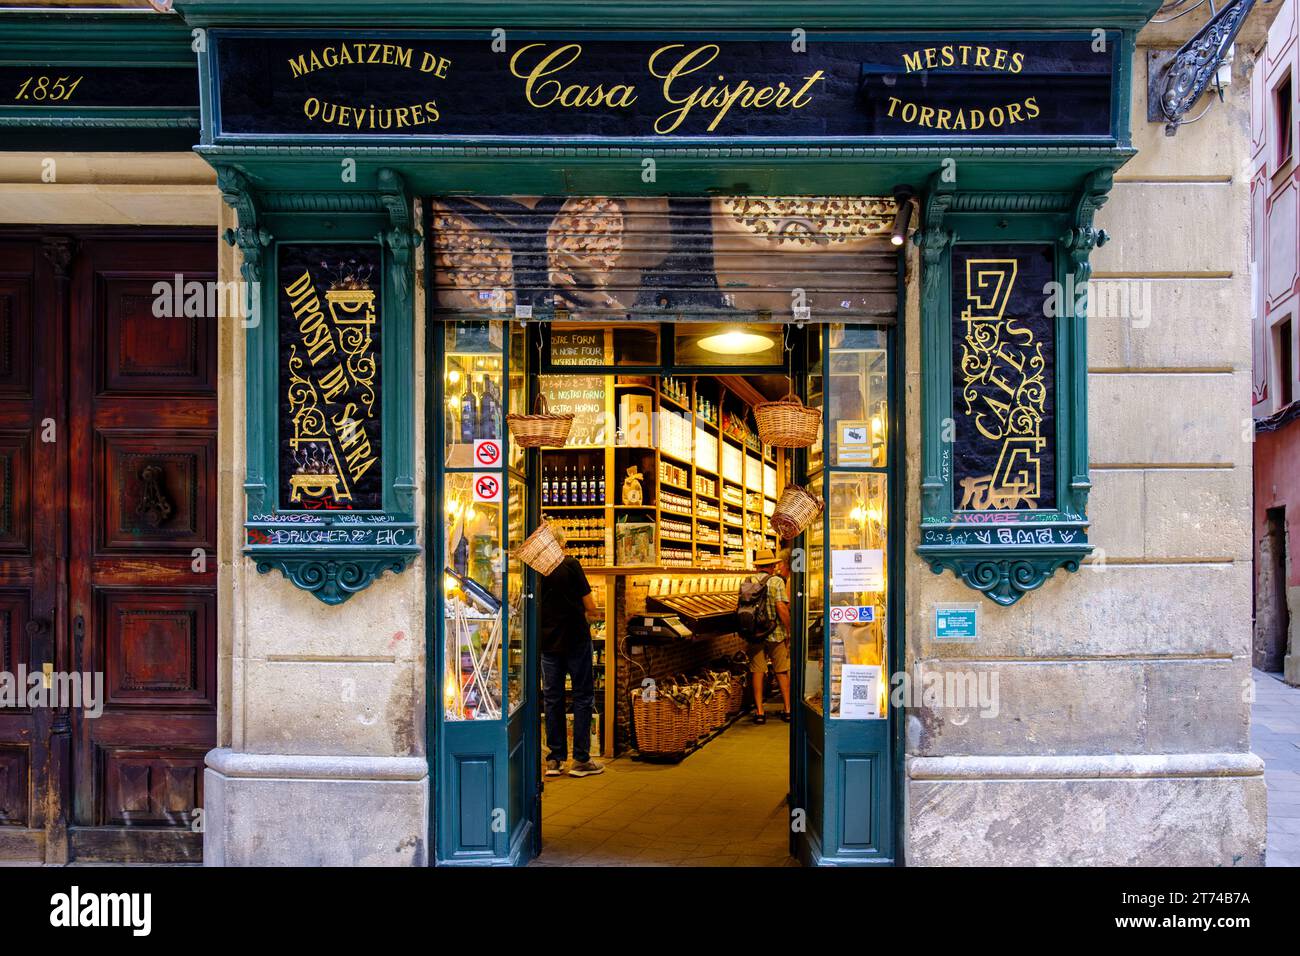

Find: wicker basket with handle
<box><xmin>506</xmin><ymin>393</ymin><xmax>574</xmax><ymax>448</ymax></box>
<box><xmin>631</xmin><ymin>690</ymin><xmax>691</xmax><ymax>756</ymax></box>
<box><xmin>754</xmin><ymin>392</ymin><xmax>821</xmax><ymax>448</ymax></box>
<box><xmin>769</xmin><ymin>484</ymin><xmax>825</xmax><ymax>540</ymax></box>
<box><xmin>516</xmin><ymin>520</ymin><xmax>565</xmax><ymax>575</ymax></box>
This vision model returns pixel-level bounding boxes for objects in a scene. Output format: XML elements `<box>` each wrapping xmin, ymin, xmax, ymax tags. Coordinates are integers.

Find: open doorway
<box><xmin>430</xmin><ymin>196</ymin><xmax>902</xmax><ymax>867</ymax></box>
<box><xmin>1256</xmin><ymin>506</ymin><xmax>1291</xmax><ymax>673</ymax></box>
<box><xmin>529</xmin><ymin>369</ymin><xmax>804</xmax><ymax>867</ymax></box>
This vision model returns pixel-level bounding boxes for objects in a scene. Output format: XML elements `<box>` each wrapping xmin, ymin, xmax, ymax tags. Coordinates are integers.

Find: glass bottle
<box><xmin>453</xmin><ymin>529</ymin><xmax>469</xmax><ymax>578</ymax></box>
<box><xmin>460</xmin><ymin>379</ymin><xmax>477</xmax><ymax>445</ymax></box>
<box><xmin>480</xmin><ymin>379</ymin><xmax>500</xmax><ymax>440</ymax></box>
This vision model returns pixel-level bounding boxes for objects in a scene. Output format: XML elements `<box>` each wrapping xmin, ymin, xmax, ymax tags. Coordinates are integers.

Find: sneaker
<box><xmin>545</xmin><ymin>759</ymin><xmax>565</xmax><ymax>776</ymax></box>
<box><xmin>568</xmin><ymin>760</ymin><xmax>604</xmax><ymax>778</ymax></box>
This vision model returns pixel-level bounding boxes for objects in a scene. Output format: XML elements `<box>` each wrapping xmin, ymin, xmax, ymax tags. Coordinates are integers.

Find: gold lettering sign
<box><xmin>888</xmin><ymin>45</ymin><xmax>1039</xmax><ymax>132</ymax></box>
<box><xmin>282</xmin><ymin>261</ymin><xmax>380</xmax><ymax>509</ymax></box>
<box><xmin>956</xmin><ymin>258</ymin><xmax>1048</xmax><ymax>510</ymax></box>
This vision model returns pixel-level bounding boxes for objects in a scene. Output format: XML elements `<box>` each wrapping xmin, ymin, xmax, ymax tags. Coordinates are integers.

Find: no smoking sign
<box><xmin>829</xmin><ymin>605</ymin><xmax>876</xmax><ymax>624</ymax></box>
<box><xmin>473</xmin><ymin>439</ymin><xmax>502</xmax><ymax>467</ymax></box>
<box><xmin>472</xmin><ymin>473</ymin><xmax>502</xmax><ymax>503</ymax></box>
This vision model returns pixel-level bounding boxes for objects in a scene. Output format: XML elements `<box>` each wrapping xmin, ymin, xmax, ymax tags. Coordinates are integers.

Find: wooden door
<box><xmin>0</xmin><ymin>237</ymin><xmax>63</xmax><ymax>862</ymax></box>
<box><xmin>66</xmin><ymin>234</ymin><xmax>217</xmax><ymax>862</ymax></box>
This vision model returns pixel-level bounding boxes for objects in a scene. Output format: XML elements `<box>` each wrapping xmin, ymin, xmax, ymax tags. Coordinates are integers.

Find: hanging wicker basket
<box><xmin>506</xmin><ymin>393</ymin><xmax>574</xmax><ymax>448</ymax></box>
<box><xmin>754</xmin><ymin>393</ymin><xmax>821</xmax><ymax>448</ymax></box>
<box><xmin>516</xmin><ymin>520</ymin><xmax>565</xmax><ymax>575</ymax></box>
<box><xmin>769</xmin><ymin>484</ymin><xmax>825</xmax><ymax>540</ymax></box>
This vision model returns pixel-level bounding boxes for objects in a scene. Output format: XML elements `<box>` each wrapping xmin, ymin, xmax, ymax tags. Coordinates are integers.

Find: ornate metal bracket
<box><xmin>255</xmin><ymin>551</ymin><xmax>420</xmax><ymax>606</ymax></box>
<box><xmin>1150</xmin><ymin>0</ymin><xmax>1256</xmax><ymax>136</ymax></box>
<box><xmin>376</xmin><ymin>167</ymin><xmax>422</xmax><ymax>304</ymax></box>
<box><xmin>217</xmin><ymin>166</ymin><xmax>272</xmax><ymax>283</ymax></box>
<box><xmin>921</xmin><ymin>547</ymin><xmax>1089</xmax><ymax>607</ymax></box>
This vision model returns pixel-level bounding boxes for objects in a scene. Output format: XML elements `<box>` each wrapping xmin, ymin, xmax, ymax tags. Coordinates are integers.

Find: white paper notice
<box><xmin>838</xmin><ymin>664</ymin><xmax>882</xmax><ymax>720</ymax></box>
<box><xmin>831</xmin><ymin>549</ymin><xmax>884</xmax><ymax>592</ymax></box>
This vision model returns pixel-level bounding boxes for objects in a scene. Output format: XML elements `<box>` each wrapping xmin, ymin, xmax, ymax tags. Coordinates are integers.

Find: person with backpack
<box><xmin>736</xmin><ymin>548</ymin><xmax>792</xmax><ymax>724</ymax></box>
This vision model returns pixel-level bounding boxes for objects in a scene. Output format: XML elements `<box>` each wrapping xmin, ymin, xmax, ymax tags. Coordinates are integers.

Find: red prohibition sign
<box><xmin>475</xmin><ymin>475</ymin><xmax>499</xmax><ymax>500</ymax></box>
<box><xmin>475</xmin><ymin>441</ymin><xmax>500</xmax><ymax>466</ymax></box>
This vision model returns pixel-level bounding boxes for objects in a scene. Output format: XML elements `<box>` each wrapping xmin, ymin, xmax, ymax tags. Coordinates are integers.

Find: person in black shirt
<box><xmin>540</xmin><ymin>529</ymin><xmax>604</xmax><ymax>777</ymax></box>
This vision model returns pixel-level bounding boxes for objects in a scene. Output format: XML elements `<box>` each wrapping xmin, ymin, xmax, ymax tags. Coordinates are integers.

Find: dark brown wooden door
<box><xmin>0</xmin><ymin>237</ymin><xmax>62</xmax><ymax>862</ymax></box>
<box><xmin>0</xmin><ymin>229</ymin><xmax>216</xmax><ymax>863</ymax></box>
<box><xmin>68</xmin><ymin>236</ymin><xmax>217</xmax><ymax>862</ymax></box>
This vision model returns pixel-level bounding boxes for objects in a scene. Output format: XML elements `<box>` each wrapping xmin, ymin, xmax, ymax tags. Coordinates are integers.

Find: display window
<box><xmin>443</xmin><ymin>472</ymin><xmax>504</xmax><ymax>721</ymax></box>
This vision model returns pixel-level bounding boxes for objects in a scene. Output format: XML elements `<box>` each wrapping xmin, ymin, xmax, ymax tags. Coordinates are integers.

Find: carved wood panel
<box><xmin>97</xmin><ymin>432</ymin><xmax>214</xmax><ymax>553</ymax></box>
<box><xmin>0</xmin><ymin>277</ymin><xmax>34</xmax><ymax>398</ymax></box>
<box><xmin>98</xmin><ymin>277</ymin><xmax>214</xmax><ymax>394</ymax></box>
<box><xmin>0</xmin><ymin>431</ymin><xmax>32</xmax><ymax>553</ymax></box>
<box><xmin>0</xmin><ymin>746</ymin><xmax>29</xmax><ymax>826</ymax></box>
<box><xmin>98</xmin><ymin>747</ymin><xmax>205</xmax><ymax>827</ymax></box>
<box><xmin>99</xmin><ymin>590</ymin><xmax>213</xmax><ymax>708</ymax></box>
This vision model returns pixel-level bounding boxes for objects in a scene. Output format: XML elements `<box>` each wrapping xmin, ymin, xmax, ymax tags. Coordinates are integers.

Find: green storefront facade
<box><xmin>0</xmin><ymin>0</ymin><xmax>1269</xmax><ymax>867</ymax></box>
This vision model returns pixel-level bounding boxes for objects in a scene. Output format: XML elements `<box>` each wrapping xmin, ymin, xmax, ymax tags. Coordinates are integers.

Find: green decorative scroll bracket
<box><xmin>255</xmin><ymin>549</ymin><xmax>419</xmax><ymax>606</ymax></box>
<box><xmin>915</xmin><ymin>171</ymin><xmax>1110</xmax><ymax>606</ymax></box>
<box><xmin>221</xmin><ymin>164</ymin><xmax>423</xmax><ymax>605</ymax></box>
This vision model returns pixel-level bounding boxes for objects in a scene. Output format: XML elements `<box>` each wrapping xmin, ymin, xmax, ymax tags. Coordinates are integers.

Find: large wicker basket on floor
<box><xmin>769</xmin><ymin>484</ymin><xmax>825</xmax><ymax>540</ymax></box>
<box><xmin>506</xmin><ymin>393</ymin><xmax>574</xmax><ymax>448</ymax></box>
<box><xmin>723</xmin><ymin>674</ymin><xmax>745</xmax><ymax>716</ymax></box>
<box><xmin>631</xmin><ymin>690</ymin><xmax>691</xmax><ymax>756</ymax></box>
<box><xmin>705</xmin><ymin>684</ymin><xmax>729</xmax><ymax>728</ymax></box>
<box><xmin>754</xmin><ymin>393</ymin><xmax>821</xmax><ymax>448</ymax></box>
<box><xmin>516</xmin><ymin>520</ymin><xmax>565</xmax><ymax>575</ymax></box>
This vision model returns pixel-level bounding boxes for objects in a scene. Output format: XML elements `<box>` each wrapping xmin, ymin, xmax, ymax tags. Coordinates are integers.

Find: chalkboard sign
<box><xmin>540</xmin><ymin>375</ymin><xmax>607</xmax><ymax>446</ymax></box>
<box><xmin>278</xmin><ymin>244</ymin><xmax>384</xmax><ymax>511</ymax></box>
<box><xmin>950</xmin><ymin>244</ymin><xmax>1056</xmax><ymax>512</ymax></box>
<box><xmin>549</xmin><ymin>328</ymin><xmax>609</xmax><ymax>366</ymax></box>
<box><xmin>212</xmin><ymin>33</ymin><xmax>1116</xmax><ymax>141</ymax></box>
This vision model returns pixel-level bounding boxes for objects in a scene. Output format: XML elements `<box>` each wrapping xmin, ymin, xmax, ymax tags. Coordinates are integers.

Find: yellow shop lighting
<box><xmin>698</xmin><ymin>327</ymin><xmax>775</xmax><ymax>355</ymax></box>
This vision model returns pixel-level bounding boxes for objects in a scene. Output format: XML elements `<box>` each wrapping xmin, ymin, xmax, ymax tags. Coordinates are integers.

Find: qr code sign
<box><xmin>852</xmin><ymin>684</ymin><xmax>871</xmax><ymax>701</ymax></box>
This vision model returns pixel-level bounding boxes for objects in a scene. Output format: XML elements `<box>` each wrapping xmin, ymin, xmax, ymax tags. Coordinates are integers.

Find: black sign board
<box><xmin>950</xmin><ymin>244</ymin><xmax>1057</xmax><ymax>513</ymax></box>
<box><xmin>277</xmin><ymin>244</ymin><xmax>384</xmax><ymax>512</ymax></box>
<box><xmin>213</xmin><ymin>33</ymin><xmax>1115</xmax><ymax>140</ymax></box>
<box><xmin>1</xmin><ymin>66</ymin><xmax>198</xmax><ymax>109</ymax></box>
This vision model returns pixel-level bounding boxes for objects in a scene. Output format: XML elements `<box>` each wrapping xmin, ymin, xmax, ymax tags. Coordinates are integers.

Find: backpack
<box><xmin>736</xmin><ymin>574</ymin><xmax>776</xmax><ymax>644</ymax></box>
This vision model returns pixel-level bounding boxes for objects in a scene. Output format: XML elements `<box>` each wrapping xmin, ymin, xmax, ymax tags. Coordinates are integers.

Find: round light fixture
<box><xmin>697</xmin><ymin>328</ymin><xmax>775</xmax><ymax>355</ymax></box>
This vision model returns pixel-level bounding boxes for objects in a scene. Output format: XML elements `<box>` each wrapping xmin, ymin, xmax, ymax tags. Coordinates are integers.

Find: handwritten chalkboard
<box><xmin>540</xmin><ymin>374</ymin><xmax>607</xmax><ymax>446</ymax></box>
<box><xmin>549</xmin><ymin>328</ymin><xmax>609</xmax><ymax>366</ymax></box>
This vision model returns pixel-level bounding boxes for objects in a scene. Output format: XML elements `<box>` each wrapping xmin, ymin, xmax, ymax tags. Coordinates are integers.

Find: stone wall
<box><xmin>903</xmin><ymin>31</ymin><xmax>1268</xmax><ymax>865</ymax></box>
<box><xmin>203</xmin><ymin>204</ymin><xmax>429</xmax><ymax>866</ymax></box>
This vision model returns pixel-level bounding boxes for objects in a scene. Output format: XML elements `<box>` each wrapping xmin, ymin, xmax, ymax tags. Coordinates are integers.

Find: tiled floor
<box><xmin>1251</xmin><ymin>669</ymin><xmax>1300</xmax><ymax>867</ymax></box>
<box><xmin>532</xmin><ymin>706</ymin><xmax>797</xmax><ymax>866</ymax></box>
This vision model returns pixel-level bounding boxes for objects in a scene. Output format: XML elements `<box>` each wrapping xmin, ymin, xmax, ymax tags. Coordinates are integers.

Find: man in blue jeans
<box><xmin>539</xmin><ymin>531</ymin><xmax>604</xmax><ymax>778</ymax></box>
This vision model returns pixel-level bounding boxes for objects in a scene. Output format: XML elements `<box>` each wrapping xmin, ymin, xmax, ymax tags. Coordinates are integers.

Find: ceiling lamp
<box><xmin>697</xmin><ymin>328</ymin><xmax>775</xmax><ymax>355</ymax></box>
